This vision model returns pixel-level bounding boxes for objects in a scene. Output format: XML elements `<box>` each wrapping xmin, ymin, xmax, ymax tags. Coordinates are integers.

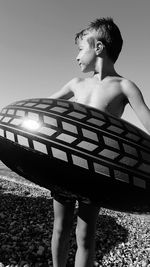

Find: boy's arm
<box><xmin>122</xmin><ymin>80</ymin><xmax>150</xmax><ymax>134</ymax></box>
<box><xmin>49</xmin><ymin>78</ymin><xmax>77</xmax><ymax>100</ymax></box>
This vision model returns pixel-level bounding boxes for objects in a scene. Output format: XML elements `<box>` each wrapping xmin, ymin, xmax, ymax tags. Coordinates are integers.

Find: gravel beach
<box><xmin>0</xmin><ymin>162</ymin><xmax>150</xmax><ymax>267</ymax></box>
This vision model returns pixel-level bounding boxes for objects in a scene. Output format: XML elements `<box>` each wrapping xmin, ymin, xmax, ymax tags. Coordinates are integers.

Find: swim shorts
<box><xmin>51</xmin><ymin>185</ymin><xmax>100</xmax><ymax>207</ymax></box>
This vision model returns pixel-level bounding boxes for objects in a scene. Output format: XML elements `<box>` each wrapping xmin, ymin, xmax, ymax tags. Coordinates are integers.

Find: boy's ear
<box><xmin>95</xmin><ymin>41</ymin><xmax>104</xmax><ymax>55</ymax></box>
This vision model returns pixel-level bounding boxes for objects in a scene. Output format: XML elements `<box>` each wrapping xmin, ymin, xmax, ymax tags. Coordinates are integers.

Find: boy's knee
<box><xmin>53</xmin><ymin>224</ymin><xmax>63</xmax><ymax>236</ymax></box>
<box><xmin>53</xmin><ymin>219</ymin><xmax>72</xmax><ymax>240</ymax></box>
<box><xmin>53</xmin><ymin>225</ymin><xmax>69</xmax><ymax>245</ymax></box>
<box><xmin>75</xmin><ymin>226</ymin><xmax>92</xmax><ymax>248</ymax></box>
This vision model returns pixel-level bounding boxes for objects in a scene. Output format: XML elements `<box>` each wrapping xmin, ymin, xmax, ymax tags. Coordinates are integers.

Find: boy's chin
<box><xmin>81</xmin><ymin>66</ymin><xmax>92</xmax><ymax>73</ymax></box>
<box><xmin>79</xmin><ymin>65</ymin><xmax>90</xmax><ymax>73</ymax></box>
<box><xmin>81</xmin><ymin>68</ymin><xmax>89</xmax><ymax>73</ymax></box>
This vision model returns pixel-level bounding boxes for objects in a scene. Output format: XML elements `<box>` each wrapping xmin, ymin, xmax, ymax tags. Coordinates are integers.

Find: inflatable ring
<box><xmin>0</xmin><ymin>98</ymin><xmax>150</xmax><ymax>211</ymax></box>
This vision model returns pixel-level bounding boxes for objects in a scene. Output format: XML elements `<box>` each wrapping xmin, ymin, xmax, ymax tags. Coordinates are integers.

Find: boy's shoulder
<box><xmin>120</xmin><ymin>77</ymin><xmax>135</xmax><ymax>86</ymax></box>
<box><xmin>69</xmin><ymin>77</ymin><xmax>86</xmax><ymax>84</ymax></box>
<box><xmin>67</xmin><ymin>77</ymin><xmax>88</xmax><ymax>89</ymax></box>
<box><xmin>118</xmin><ymin>77</ymin><xmax>143</xmax><ymax>100</ymax></box>
<box><xmin>120</xmin><ymin>78</ymin><xmax>139</xmax><ymax>93</ymax></box>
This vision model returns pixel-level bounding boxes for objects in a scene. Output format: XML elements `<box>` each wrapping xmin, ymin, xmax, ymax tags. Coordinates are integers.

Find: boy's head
<box><xmin>75</xmin><ymin>17</ymin><xmax>123</xmax><ymax>63</ymax></box>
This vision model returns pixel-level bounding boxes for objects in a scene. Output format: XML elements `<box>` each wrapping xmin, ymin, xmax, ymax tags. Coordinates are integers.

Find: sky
<box><xmin>0</xmin><ymin>0</ymin><xmax>150</xmax><ymax>132</ymax></box>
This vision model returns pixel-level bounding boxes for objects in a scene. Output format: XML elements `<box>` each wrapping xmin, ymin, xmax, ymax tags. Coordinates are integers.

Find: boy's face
<box><xmin>76</xmin><ymin>35</ymin><xmax>97</xmax><ymax>73</ymax></box>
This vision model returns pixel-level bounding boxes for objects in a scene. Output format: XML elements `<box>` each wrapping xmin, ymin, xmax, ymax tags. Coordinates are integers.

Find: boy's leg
<box><xmin>51</xmin><ymin>197</ymin><xmax>75</xmax><ymax>267</ymax></box>
<box><xmin>75</xmin><ymin>201</ymin><xmax>100</xmax><ymax>267</ymax></box>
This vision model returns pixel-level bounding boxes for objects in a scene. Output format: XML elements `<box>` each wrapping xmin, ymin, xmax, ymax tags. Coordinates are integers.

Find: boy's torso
<box><xmin>72</xmin><ymin>76</ymin><xmax>128</xmax><ymax>118</ymax></box>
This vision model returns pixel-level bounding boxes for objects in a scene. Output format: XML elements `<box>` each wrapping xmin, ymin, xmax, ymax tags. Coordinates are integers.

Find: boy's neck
<box><xmin>93</xmin><ymin>58</ymin><xmax>120</xmax><ymax>81</ymax></box>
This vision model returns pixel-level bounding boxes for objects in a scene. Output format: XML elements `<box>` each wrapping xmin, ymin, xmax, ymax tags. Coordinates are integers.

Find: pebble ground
<box><xmin>0</xmin><ymin>168</ymin><xmax>150</xmax><ymax>267</ymax></box>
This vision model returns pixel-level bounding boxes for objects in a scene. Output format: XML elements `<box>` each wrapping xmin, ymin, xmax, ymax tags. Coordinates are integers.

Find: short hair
<box><xmin>75</xmin><ymin>17</ymin><xmax>123</xmax><ymax>63</ymax></box>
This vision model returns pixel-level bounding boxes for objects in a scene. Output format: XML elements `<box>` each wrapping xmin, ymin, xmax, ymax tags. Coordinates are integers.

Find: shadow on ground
<box><xmin>0</xmin><ymin>189</ymin><xmax>129</xmax><ymax>266</ymax></box>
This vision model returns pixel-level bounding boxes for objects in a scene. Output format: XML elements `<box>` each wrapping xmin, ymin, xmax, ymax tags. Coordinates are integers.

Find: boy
<box><xmin>50</xmin><ymin>17</ymin><xmax>150</xmax><ymax>267</ymax></box>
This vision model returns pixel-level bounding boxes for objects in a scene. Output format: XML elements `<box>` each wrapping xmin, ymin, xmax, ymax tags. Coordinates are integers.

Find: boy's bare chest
<box><xmin>73</xmin><ymin>81</ymin><xmax>127</xmax><ymax>117</ymax></box>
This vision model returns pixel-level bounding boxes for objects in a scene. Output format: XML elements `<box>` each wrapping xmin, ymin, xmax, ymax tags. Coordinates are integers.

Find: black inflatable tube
<box><xmin>0</xmin><ymin>98</ymin><xmax>150</xmax><ymax>212</ymax></box>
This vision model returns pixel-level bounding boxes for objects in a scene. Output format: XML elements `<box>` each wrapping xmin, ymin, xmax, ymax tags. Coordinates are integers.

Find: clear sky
<box><xmin>0</xmin><ymin>0</ymin><xmax>150</xmax><ymax>132</ymax></box>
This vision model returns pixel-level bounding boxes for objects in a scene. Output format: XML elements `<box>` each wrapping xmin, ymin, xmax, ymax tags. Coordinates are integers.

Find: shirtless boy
<box><xmin>50</xmin><ymin>17</ymin><xmax>150</xmax><ymax>267</ymax></box>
